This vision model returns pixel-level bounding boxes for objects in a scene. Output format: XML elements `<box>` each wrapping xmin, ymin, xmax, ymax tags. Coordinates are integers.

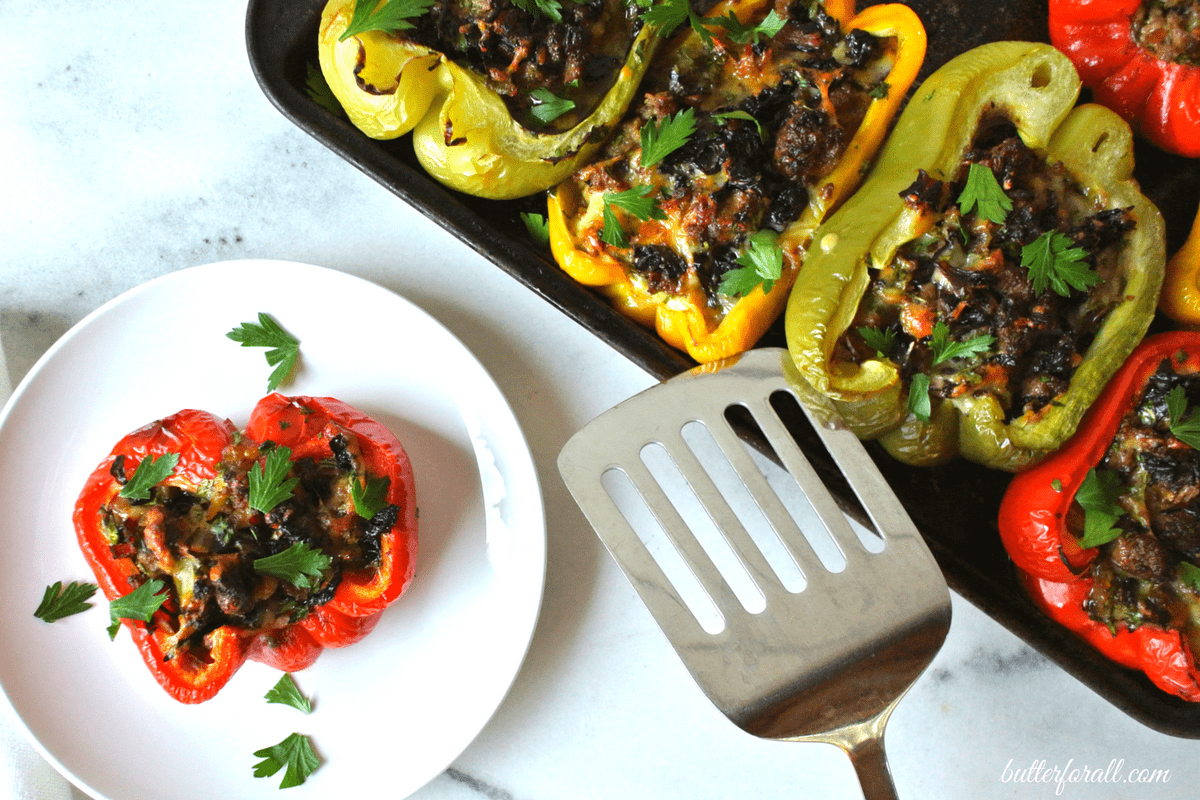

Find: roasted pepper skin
<box><xmin>318</xmin><ymin>0</ymin><xmax>669</xmax><ymax>200</ymax></box>
<box><xmin>1049</xmin><ymin>0</ymin><xmax>1200</xmax><ymax>158</ymax></box>
<box><xmin>998</xmin><ymin>332</ymin><xmax>1200</xmax><ymax>701</ymax></box>
<box><xmin>785</xmin><ymin>41</ymin><xmax>1165</xmax><ymax>471</ymax></box>
<box><xmin>547</xmin><ymin>0</ymin><xmax>926</xmax><ymax>364</ymax></box>
<box><xmin>73</xmin><ymin>396</ymin><xmax>418</xmax><ymax>703</ymax></box>
<box><xmin>1160</xmin><ymin>202</ymin><xmax>1200</xmax><ymax>326</ymax></box>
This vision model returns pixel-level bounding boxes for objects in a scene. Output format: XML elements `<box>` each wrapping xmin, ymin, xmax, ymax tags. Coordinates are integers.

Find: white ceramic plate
<box><xmin>0</xmin><ymin>260</ymin><xmax>546</xmax><ymax>800</ymax></box>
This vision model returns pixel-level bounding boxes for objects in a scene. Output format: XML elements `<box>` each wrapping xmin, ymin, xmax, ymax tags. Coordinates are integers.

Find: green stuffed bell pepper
<box><xmin>318</xmin><ymin>0</ymin><xmax>670</xmax><ymax>200</ymax></box>
<box><xmin>785</xmin><ymin>41</ymin><xmax>1165</xmax><ymax>471</ymax></box>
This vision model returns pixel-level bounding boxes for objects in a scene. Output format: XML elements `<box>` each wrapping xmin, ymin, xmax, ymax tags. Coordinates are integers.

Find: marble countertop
<box><xmin>2</xmin><ymin>3</ymin><xmax>1198</xmax><ymax>798</ymax></box>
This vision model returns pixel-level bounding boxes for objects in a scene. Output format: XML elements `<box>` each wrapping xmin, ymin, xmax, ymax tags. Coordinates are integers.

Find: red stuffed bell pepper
<box><xmin>73</xmin><ymin>394</ymin><xmax>418</xmax><ymax>703</ymax></box>
<box><xmin>1049</xmin><ymin>0</ymin><xmax>1200</xmax><ymax>157</ymax></box>
<box><xmin>999</xmin><ymin>332</ymin><xmax>1200</xmax><ymax>701</ymax></box>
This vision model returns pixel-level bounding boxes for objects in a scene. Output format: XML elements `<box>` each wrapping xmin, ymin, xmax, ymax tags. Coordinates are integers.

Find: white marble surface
<box><xmin>2</xmin><ymin>2</ymin><xmax>1199</xmax><ymax>798</ymax></box>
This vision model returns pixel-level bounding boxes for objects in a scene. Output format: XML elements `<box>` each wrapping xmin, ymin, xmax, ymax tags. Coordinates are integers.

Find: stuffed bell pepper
<box><xmin>998</xmin><ymin>331</ymin><xmax>1200</xmax><ymax>701</ymax></box>
<box><xmin>546</xmin><ymin>0</ymin><xmax>925</xmax><ymax>363</ymax></box>
<box><xmin>785</xmin><ymin>41</ymin><xmax>1165</xmax><ymax>471</ymax></box>
<box><xmin>318</xmin><ymin>0</ymin><xmax>672</xmax><ymax>199</ymax></box>
<box><xmin>73</xmin><ymin>394</ymin><xmax>418</xmax><ymax>703</ymax></box>
<box><xmin>1049</xmin><ymin>0</ymin><xmax>1200</xmax><ymax>158</ymax></box>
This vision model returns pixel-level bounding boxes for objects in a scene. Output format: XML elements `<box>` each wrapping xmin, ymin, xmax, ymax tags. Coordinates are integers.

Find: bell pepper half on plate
<box><xmin>73</xmin><ymin>394</ymin><xmax>418</xmax><ymax>703</ymax></box>
<box><xmin>317</xmin><ymin>0</ymin><xmax>673</xmax><ymax>200</ymax></box>
<box><xmin>546</xmin><ymin>0</ymin><xmax>926</xmax><ymax>363</ymax></box>
<box><xmin>785</xmin><ymin>41</ymin><xmax>1165</xmax><ymax>471</ymax></box>
<box><xmin>1049</xmin><ymin>0</ymin><xmax>1200</xmax><ymax>158</ymax></box>
<box><xmin>998</xmin><ymin>331</ymin><xmax>1200</xmax><ymax>701</ymax></box>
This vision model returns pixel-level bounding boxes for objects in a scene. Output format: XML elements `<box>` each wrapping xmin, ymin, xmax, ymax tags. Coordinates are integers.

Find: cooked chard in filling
<box><xmin>401</xmin><ymin>0</ymin><xmax>643</xmax><ymax>130</ymax></box>
<box><xmin>1079</xmin><ymin>359</ymin><xmax>1200</xmax><ymax>653</ymax></box>
<box><xmin>563</xmin><ymin>0</ymin><xmax>892</xmax><ymax>317</ymax></box>
<box><xmin>838</xmin><ymin>117</ymin><xmax>1134</xmax><ymax>423</ymax></box>
<box><xmin>102</xmin><ymin>432</ymin><xmax>397</xmax><ymax>658</ymax></box>
<box><xmin>1132</xmin><ymin>0</ymin><xmax>1200</xmax><ymax>65</ymax></box>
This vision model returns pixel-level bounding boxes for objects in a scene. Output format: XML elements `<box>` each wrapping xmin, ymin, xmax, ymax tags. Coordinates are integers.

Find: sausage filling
<box><xmin>1132</xmin><ymin>0</ymin><xmax>1200</xmax><ymax>65</ymax></box>
<box><xmin>564</xmin><ymin>0</ymin><xmax>892</xmax><ymax>318</ymax></box>
<box><xmin>101</xmin><ymin>430</ymin><xmax>397</xmax><ymax>658</ymax></box>
<box><xmin>837</xmin><ymin>116</ymin><xmax>1134</xmax><ymax>423</ymax></box>
<box><xmin>1078</xmin><ymin>357</ymin><xmax>1200</xmax><ymax>654</ymax></box>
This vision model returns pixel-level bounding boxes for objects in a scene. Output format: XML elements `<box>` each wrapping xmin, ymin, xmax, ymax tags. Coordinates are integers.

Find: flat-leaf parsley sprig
<box><xmin>34</xmin><ymin>581</ymin><xmax>98</xmax><ymax>623</ymax></box>
<box><xmin>957</xmin><ymin>163</ymin><xmax>1012</xmax><ymax>224</ymax></box>
<box><xmin>254</xmin><ymin>543</ymin><xmax>333</xmax><ymax>590</ymax></box>
<box><xmin>1021</xmin><ymin>230</ymin><xmax>1101</xmax><ymax>297</ymax></box>
<box><xmin>119</xmin><ymin>452</ymin><xmax>180</xmax><ymax>501</ymax></box>
<box><xmin>227</xmin><ymin>312</ymin><xmax>301</xmax><ymax>393</ymax></box>
<box><xmin>640</xmin><ymin>108</ymin><xmax>696</xmax><ymax>168</ymax></box>
<box><xmin>338</xmin><ymin>0</ymin><xmax>436</xmax><ymax>41</ymax></box>
<box><xmin>719</xmin><ymin>230</ymin><xmax>784</xmax><ymax>298</ymax></box>
<box><xmin>107</xmin><ymin>578</ymin><xmax>168</xmax><ymax>639</ymax></box>
<box><xmin>248</xmin><ymin>445</ymin><xmax>300</xmax><ymax>514</ymax></box>
<box><xmin>252</xmin><ymin>732</ymin><xmax>322</xmax><ymax>789</ymax></box>
<box><xmin>1166</xmin><ymin>385</ymin><xmax>1200</xmax><ymax>449</ymax></box>
<box><xmin>905</xmin><ymin>322</ymin><xmax>996</xmax><ymax>422</ymax></box>
<box><xmin>601</xmin><ymin>186</ymin><xmax>666</xmax><ymax>248</ymax></box>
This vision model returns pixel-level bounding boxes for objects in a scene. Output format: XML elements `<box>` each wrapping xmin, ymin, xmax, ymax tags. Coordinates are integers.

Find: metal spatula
<box><xmin>557</xmin><ymin>347</ymin><xmax>951</xmax><ymax>800</ymax></box>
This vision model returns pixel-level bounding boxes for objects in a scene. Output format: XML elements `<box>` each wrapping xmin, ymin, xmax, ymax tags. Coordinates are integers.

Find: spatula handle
<box><xmin>847</xmin><ymin>736</ymin><xmax>900</xmax><ymax>800</ymax></box>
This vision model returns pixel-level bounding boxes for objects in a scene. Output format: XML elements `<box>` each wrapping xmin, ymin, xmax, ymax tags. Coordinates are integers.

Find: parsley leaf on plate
<box><xmin>528</xmin><ymin>87</ymin><xmax>575</xmax><ymax>126</ymax></box>
<box><xmin>640</xmin><ymin>108</ymin><xmax>696</xmax><ymax>169</ymax></box>
<box><xmin>119</xmin><ymin>453</ymin><xmax>180</xmax><ymax>501</ymax></box>
<box><xmin>265</xmin><ymin>673</ymin><xmax>313</xmax><ymax>715</ymax></box>
<box><xmin>254</xmin><ymin>543</ymin><xmax>332</xmax><ymax>590</ymax></box>
<box><xmin>248</xmin><ymin>445</ymin><xmax>300</xmax><ymax>514</ymax></box>
<box><xmin>719</xmin><ymin>230</ymin><xmax>783</xmax><ymax>297</ymax></box>
<box><xmin>1021</xmin><ymin>231</ymin><xmax>1100</xmax><ymax>297</ymax></box>
<box><xmin>351</xmin><ymin>475</ymin><xmax>391</xmax><ymax>520</ymax></box>
<box><xmin>512</xmin><ymin>0</ymin><xmax>564</xmax><ymax>23</ymax></box>
<box><xmin>338</xmin><ymin>0</ymin><xmax>435</xmax><ymax>41</ymax></box>
<box><xmin>34</xmin><ymin>581</ymin><xmax>98</xmax><ymax>623</ymax></box>
<box><xmin>1075</xmin><ymin>468</ymin><xmax>1126</xmax><ymax>549</ymax></box>
<box><xmin>710</xmin><ymin>9</ymin><xmax>786</xmax><ymax>44</ymax></box>
<box><xmin>957</xmin><ymin>163</ymin><xmax>1012</xmax><ymax>224</ymax></box>
<box><xmin>1167</xmin><ymin>385</ymin><xmax>1200</xmax><ymax>449</ymax></box>
<box><xmin>227</xmin><ymin>312</ymin><xmax>301</xmax><ymax>393</ymax></box>
<box><xmin>252</xmin><ymin>732</ymin><xmax>321</xmax><ymax>789</ymax></box>
<box><xmin>108</xmin><ymin>579</ymin><xmax>167</xmax><ymax>639</ymax></box>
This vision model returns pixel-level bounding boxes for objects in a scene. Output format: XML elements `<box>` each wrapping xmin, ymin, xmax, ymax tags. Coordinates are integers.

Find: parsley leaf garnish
<box><xmin>252</xmin><ymin>732</ymin><xmax>321</xmax><ymax>789</ymax></box>
<box><xmin>528</xmin><ymin>87</ymin><xmax>575</xmax><ymax>126</ymax></box>
<box><xmin>1166</xmin><ymin>385</ymin><xmax>1200</xmax><ymax>449</ymax></box>
<box><xmin>1075</xmin><ymin>468</ymin><xmax>1126</xmax><ymax>549</ymax></box>
<box><xmin>928</xmin><ymin>321</ymin><xmax>995</xmax><ymax>365</ymax></box>
<box><xmin>857</xmin><ymin>326</ymin><xmax>896</xmax><ymax>358</ymax></box>
<box><xmin>640</xmin><ymin>0</ymin><xmax>690</xmax><ymax>30</ymax></box>
<box><xmin>601</xmin><ymin>186</ymin><xmax>666</xmax><ymax>248</ymax></box>
<box><xmin>1021</xmin><ymin>231</ymin><xmax>1100</xmax><ymax>297</ymax></box>
<box><xmin>957</xmin><ymin>163</ymin><xmax>1012</xmax><ymax>224</ymax></box>
<box><xmin>512</xmin><ymin>0</ymin><xmax>564</xmax><ymax>22</ymax></box>
<box><xmin>108</xmin><ymin>579</ymin><xmax>167</xmax><ymax>639</ymax></box>
<box><xmin>520</xmin><ymin>211</ymin><xmax>550</xmax><ymax>247</ymax></box>
<box><xmin>227</xmin><ymin>313</ymin><xmax>301</xmax><ymax>393</ymax></box>
<box><xmin>712</xmin><ymin>110</ymin><xmax>764</xmax><ymax>140</ymax></box>
<box><xmin>351</xmin><ymin>475</ymin><xmax>391</xmax><ymax>520</ymax></box>
<box><xmin>1181</xmin><ymin>562</ymin><xmax>1200</xmax><ymax>592</ymax></box>
<box><xmin>249</xmin><ymin>445</ymin><xmax>299</xmax><ymax>513</ymax></box>
<box><xmin>304</xmin><ymin>63</ymin><xmax>342</xmax><ymax>116</ymax></box>
<box><xmin>254</xmin><ymin>543</ymin><xmax>332</xmax><ymax>590</ymax></box>
<box><xmin>34</xmin><ymin>581</ymin><xmax>98</xmax><ymax>623</ymax></box>
<box><xmin>719</xmin><ymin>230</ymin><xmax>784</xmax><ymax>297</ymax></box>
<box><xmin>907</xmin><ymin>372</ymin><xmax>932</xmax><ymax>422</ymax></box>
<box><xmin>265</xmin><ymin>673</ymin><xmax>313</xmax><ymax>714</ymax></box>
<box><xmin>710</xmin><ymin>9</ymin><xmax>786</xmax><ymax>43</ymax></box>
<box><xmin>338</xmin><ymin>0</ymin><xmax>435</xmax><ymax>41</ymax></box>
<box><xmin>119</xmin><ymin>453</ymin><xmax>180</xmax><ymax>501</ymax></box>
<box><xmin>640</xmin><ymin>108</ymin><xmax>696</xmax><ymax>169</ymax></box>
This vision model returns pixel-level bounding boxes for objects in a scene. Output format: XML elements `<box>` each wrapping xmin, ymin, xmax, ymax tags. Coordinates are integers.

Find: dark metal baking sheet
<box><xmin>246</xmin><ymin>0</ymin><xmax>1200</xmax><ymax>736</ymax></box>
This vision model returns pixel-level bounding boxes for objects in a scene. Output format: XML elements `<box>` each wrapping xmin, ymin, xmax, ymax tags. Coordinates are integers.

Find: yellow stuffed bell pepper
<box><xmin>318</xmin><ymin>0</ymin><xmax>670</xmax><ymax>200</ymax></box>
<box><xmin>547</xmin><ymin>0</ymin><xmax>925</xmax><ymax>363</ymax></box>
<box><xmin>1160</xmin><ymin>202</ymin><xmax>1200</xmax><ymax>327</ymax></box>
<box><xmin>785</xmin><ymin>42</ymin><xmax>1165</xmax><ymax>471</ymax></box>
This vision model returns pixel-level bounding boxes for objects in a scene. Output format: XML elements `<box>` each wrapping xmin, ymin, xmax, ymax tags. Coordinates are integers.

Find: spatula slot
<box><xmin>599</xmin><ymin>464</ymin><xmax>726</xmax><ymax>634</ymax></box>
